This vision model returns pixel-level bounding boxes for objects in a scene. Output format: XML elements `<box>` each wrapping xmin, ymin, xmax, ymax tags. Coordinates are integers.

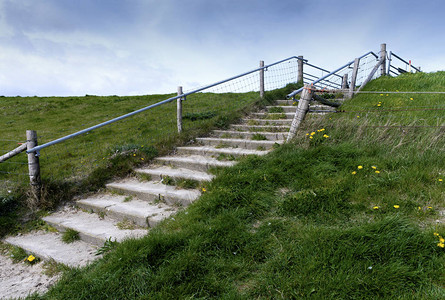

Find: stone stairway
<box><xmin>3</xmin><ymin>99</ymin><xmax>336</xmax><ymax>268</ymax></box>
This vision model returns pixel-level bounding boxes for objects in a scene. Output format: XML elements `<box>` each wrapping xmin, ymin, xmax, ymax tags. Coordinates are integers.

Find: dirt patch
<box><xmin>0</xmin><ymin>254</ymin><xmax>59</xmax><ymax>299</ymax></box>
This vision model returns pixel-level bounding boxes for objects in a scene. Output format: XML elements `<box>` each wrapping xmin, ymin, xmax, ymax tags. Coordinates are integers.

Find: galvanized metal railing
<box><xmin>287</xmin><ymin>51</ymin><xmax>379</xmax><ymax>99</ymax></box>
<box><xmin>26</xmin><ymin>56</ymin><xmax>308</xmax><ymax>155</ymax></box>
<box><xmin>387</xmin><ymin>51</ymin><xmax>421</xmax><ymax>76</ymax></box>
<box><xmin>287</xmin><ymin>45</ymin><xmax>422</xmax><ymax>99</ymax></box>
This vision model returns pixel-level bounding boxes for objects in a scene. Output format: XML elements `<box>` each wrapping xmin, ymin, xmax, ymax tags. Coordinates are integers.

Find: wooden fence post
<box><xmin>287</xmin><ymin>84</ymin><xmax>313</xmax><ymax>142</ymax></box>
<box><xmin>26</xmin><ymin>130</ymin><xmax>41</xmax><ymax>207</ymax></box>
<box><xmin>259</xmin><ymin>60</ymin><xmax>265</xmax><ymax>98</ymax></box>
<box><xmin>380</xmin><ymin>43</ymin><xmax>387</xmax><ymax>76</ymax></box>
<box><xmin>341</xmin><ymin>74</ymin><xmax>349</xmax><ymax>89</ymax></box>
<box><xmin>348</xmin><ymin>58</ymin><xmax>360</xmax><ymax>98</ymax></box>
<box><xmin>297</xmin><ymin>56</ymin><xmax>304</xmax><ymax>83</ymax></box>
<box><xmin>177</xmin><ymin>86</ymin><xmax>183</xmax><ymax>133</ymax></box>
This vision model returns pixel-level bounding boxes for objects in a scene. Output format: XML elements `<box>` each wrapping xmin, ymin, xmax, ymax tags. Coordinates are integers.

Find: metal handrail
<box><xmin>26</xmin><ymin>56</ymin><xmax>307</xmax><ymax>154</ymax></box>
<box><xmin>286</xmin><ymin>51</ymin><xmax>378</xmax><ymax>99</ymax></box>
<box><xmin>387</xmin><ymin>51</ymin><xmax>421</xmax><ymax>74</ymax></box>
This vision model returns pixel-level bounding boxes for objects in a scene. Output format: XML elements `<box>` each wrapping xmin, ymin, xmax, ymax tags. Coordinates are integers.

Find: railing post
<box><xmin>26</xmin><ymin>130</ymin><xmax>41</xmax><ymax>207</ymax></box>
<box><xmin>287</xmin><ymin>84</ymin><xmax>313</xmax><ymax>142</ymax></box>
<box><xmin>341</xmin><ymin>74</ymin><xmax>349</xmax><ymax>89</ymax></box>
<box><xmin>297</xmin><ymin>56</ymin><xmax>304</xmax><ymax>83</ymax></box>
<box><xmin>380</xmin><ymin>43</ymin><xmax>387</xmax><ymax>76</ymax></box>
<box><xmin>259</xmin><ymin>60</ymin><xmax>265</xmax><ymax>98</ymax></box>
<box><xmin>177</xmin><ymin>86</ymin><xmax>183</xmax><ymax>133</ymax></box>
<box><xmin>348</xmin><ymin>58</ymin><xmax>360</xmax><ymax>99</ymax></box>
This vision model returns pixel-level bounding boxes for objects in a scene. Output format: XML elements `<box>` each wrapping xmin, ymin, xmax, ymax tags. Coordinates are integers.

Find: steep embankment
<box><xmin>41</xmin><ymin>72</ymin><xmax>445</xmax><ymax>299</ymax></box>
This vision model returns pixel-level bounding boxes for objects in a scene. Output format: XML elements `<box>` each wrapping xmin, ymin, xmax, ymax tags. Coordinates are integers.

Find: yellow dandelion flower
<box><xmin>357</xmin><ymin>165</ymin><xmax>363</xmax><ymax>170</ymax></box>
<box><xmin>375</xmin><ymin>170</ymin><xmax>380</xmax><ymax>174</ymax></box>
<box><xmin>386</xmin><ymin>94</ymin><xmax>389</xmax><ymax>96</ymax></box>
<box><xmin>27</xmin><ymin>255</ymin><xmax>36</xmax><ymax>262</ymax></box>
<box><xmin>393</xmin><ymin>205</ymin><xmax>400</xmax><ymax>209</ymax></box>
<box><xmin>377</xmin><ymin>104</ymin><xmax>381</xmax><ymax>107</ymax></box>
<box><xmin>373</xmin><ymin>206</ymin><xmax>379</xmax><ymax>210</ymax></box>
<box><xmin>427</xmin><ymin>206</ymin><xmax>433</xmax><ymax>209</ymax></box>
<box><xmin>351</xmin><ymin>171</ymin><xmax>357</xmax><ymax>175</ymax></box>
<box><xmin>410</xmin><ymin>97</ymin><xmax>413</xmax><ymax>100</ymax></box>
<box><xmin>133</xmin><ymin>154</ymin><xmax>136</xmax><ymax>157</ymax></box>
<box><xmin>438</xmin><ymin>243</ymin><xmax>445</xmax><ymax>248</ymax></box>
<box><xmin>380</xmin><ymin>94</ymin><xmax>384</xmax><ymax>96</ymax></box>
<box><xmin>371</xmin><ymin>166</ymin><xmax>377</xmax><ymax>169</ymax></box>
<box><xmin>202</xmin><ymin>188</ymin><xmax>206</xmax><ymax>192</ymax></box>
<box><xmin>357</xmin><ymin>116</ymin><xmax>360</xmax><ymax>118</ymax></box>
<box><xmin>434</xmin><ymin>232</ymin><xmax>440</xmax><ymax>236</ymax></box>
<box><xmin>309</xmin><ymin>136</ymin><xmax>313</xmax><ymax>139</ymax></box>
<box><xmin>141</xmin><ymin>158</ymin><xmax>144</xmax><ymax>161</ymax></box>
<box><xmin>306</xmin><ymin>133</ymin><xmax>310</xmax><ymax>136</ymax></box>
<box><xmin>320</xmin><ymin>128</ymin><xmax>325</xmax><ymax>132</ymax></box>
<box><xmin>310</xmin><ymin>132</ymin><xmax>316</xmax><ymax>135</ymax></box>
<box><xmin>439</xmin><ymin>178</ymin><xmax>443</xmax><ymax>182</ymax></box>
<box><xmin>323</xmin><ymin>134</ymin><xmax>329</xmax><ymax>138</ymax></box>
<box><xmin>418</xmin><ymin>207</ymin><xmax>422</xmax><ymax>211</ymax></box>
<box><xmin>440</xmin><ymin>238</ymin><xmax>445</xmax><ymax>243</ymax></box>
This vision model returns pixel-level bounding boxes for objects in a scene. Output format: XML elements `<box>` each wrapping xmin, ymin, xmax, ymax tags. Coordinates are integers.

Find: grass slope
<box><xmin>0</xmin><ymin>91</ymin><xmax>263</xmax><ymax>238</ymax></box>
<box><xmin>30</xmin><ymin>73</ymin><xmax>445</xmax><ymax>298</ymax></box>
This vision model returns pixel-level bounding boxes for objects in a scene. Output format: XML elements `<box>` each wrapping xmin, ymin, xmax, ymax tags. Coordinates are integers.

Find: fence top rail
<box><xmin>287</xmin><ymin>51</ymin><xmax>378</xmax><ymax>99</ymax></box>
<box><xmin>389</xmin><ymin>51</ymin><xmax>421</xmax><ymax>72</ymax></box>
<box><xmin>26</xmin><ymin>56</ymin><xmax>306</xmax><ymax>154</ymax></box>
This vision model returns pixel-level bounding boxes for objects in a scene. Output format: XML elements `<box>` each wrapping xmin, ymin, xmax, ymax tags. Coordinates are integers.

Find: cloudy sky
<box><xmin>0</xmin><ymin>0</ymin><xmax>444</xmax><ymax>96</ymax></box>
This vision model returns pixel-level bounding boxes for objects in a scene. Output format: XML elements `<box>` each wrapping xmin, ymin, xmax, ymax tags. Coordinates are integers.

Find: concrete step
<box><xmin>266</xmin><ymin>106</ymin><xmax>296</xmax><ymax>113</ymax></box>
<box><xmin>241</xmin><ymin>118</ymin><xmax>293</xmax><ymax>126</ymax></box>
<box><xmin>106</xmin><ymin>179</ymin><xmax>201</xmax><ymax>207</ymax></box>
<box><xmin>156</xmin><ymin>154</ymin><xmax>235</xmax><ymax>172</ymax></box>
<box><xmin>76</xmin><ymin>194</ymin><xmax>176</xmax><ymax>228</ymax></box>
<box><xmin>212</xmin><ymin>130</ymin><xmax>287</xmax><ymax>141</ymax></box>
<box><xmin>196</xmin><ymin>137</ymin><xmax>283</xmax><ymax>150</ymax></box>
<box><xmin>177</xmin><ymin>145</ymin><xmax>269</xmax><ymax>158</ymax></box>
<box><xmin>230</xmin><ymin>124</ymin><xmax>290</xmax><ymax>132</ymax></box>
<box><xmin>4</xmin><ymin>231</ymin><xmax>98</xmax><ymax>267</ymax></box>
<box><xmin>309</xmin><ymin>104</ymin><xmax>337</xmax><ymax>111</ymax></box>
<box><xmin>135</xmin><ymin>165</ymin><xmax>214</xmax><ymax>182</ymax></box>
<box><xmin>251</xmin><ymin>112</ymin><xmax>295</xmax><ymax>120</ymax></box>
<box><xmin>275</xmin><ymin>99</ymin><xmax>296</xmax><ymax>105</ymax></box>
<box><xmin>42</xmin><ymin>208</ymin><xmax>147</xmax><ymax>246</ymax></box>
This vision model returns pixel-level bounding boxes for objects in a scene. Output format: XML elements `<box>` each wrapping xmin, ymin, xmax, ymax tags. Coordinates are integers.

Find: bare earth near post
<box><xmin>0</xmin><ymin>254</ymin><xmax>59</xmax><ymax>299</ymax></box>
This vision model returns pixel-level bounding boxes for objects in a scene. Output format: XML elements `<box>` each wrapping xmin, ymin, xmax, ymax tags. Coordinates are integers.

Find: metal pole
<box><xmin>26</xmin><ymin>130</ymin><xmax>41</xmax><ymax>207</ymax></box>
<box><xmin>177</xmin><ymin>86</ymin><xmax>183</xmax><ymax>133</ymax></box>
<box><xmin>259</xmin><ymin>60</ymin><xmax>265</xmax><ymax>98</ymax></box>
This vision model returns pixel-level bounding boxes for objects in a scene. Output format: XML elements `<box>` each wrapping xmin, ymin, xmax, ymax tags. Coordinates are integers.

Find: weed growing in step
<box><xmin>251</xmin><ymin>134</ymin><xmax>268</xmax><ymax>141</ymax></box>
<box><xmin>61</xmin><ymin>229</ymin><xmax>80</xmax><ymax>244</ymax></box>
<box><xmin>268</xmin><ymin>106</ymin><xmax>284</xmax><ymax>113</ymax></box>
<box><xmin>123</xmin><ymin>196</ymin><xmax>133</xmax><ymax>202</ymax></box>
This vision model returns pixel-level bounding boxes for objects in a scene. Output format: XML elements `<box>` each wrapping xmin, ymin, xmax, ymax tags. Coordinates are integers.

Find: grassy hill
<box><xmin>0</xmin><ymin>90</ymin><xmax>270</xmax><ymax>237</ymax></box>
<box><xmin>14</xmin><ymin>72</ymin><xmax>445</xmax><ymax>298</ymax></box>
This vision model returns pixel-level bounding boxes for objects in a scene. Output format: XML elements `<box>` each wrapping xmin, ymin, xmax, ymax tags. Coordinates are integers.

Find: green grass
<box><xmin>61</xmin><ymin>229</ymin><xmax>80</xmax><ymax>244</ymax></box>
<box><xmin>0</xmin><ymin>91</ymin><xmax>267</xmax><ymax>237</ymax></box>
<box><xmin>35</xmin><ymin>73</ymin><xmax>445</xmax><ymax>299</ymax></box>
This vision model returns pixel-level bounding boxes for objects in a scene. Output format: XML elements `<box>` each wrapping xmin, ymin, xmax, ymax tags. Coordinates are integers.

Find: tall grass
<box><xmin>35</xmin><ymin>73</ymin><xmax>445</xmax><ymax>299</ymax></box>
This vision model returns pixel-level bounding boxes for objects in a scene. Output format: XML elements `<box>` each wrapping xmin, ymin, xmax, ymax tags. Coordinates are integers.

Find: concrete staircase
<box><xmin>3</xmin><ymin>99</ymin><xmax>336</xmax><ymax>268</ymax></box>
